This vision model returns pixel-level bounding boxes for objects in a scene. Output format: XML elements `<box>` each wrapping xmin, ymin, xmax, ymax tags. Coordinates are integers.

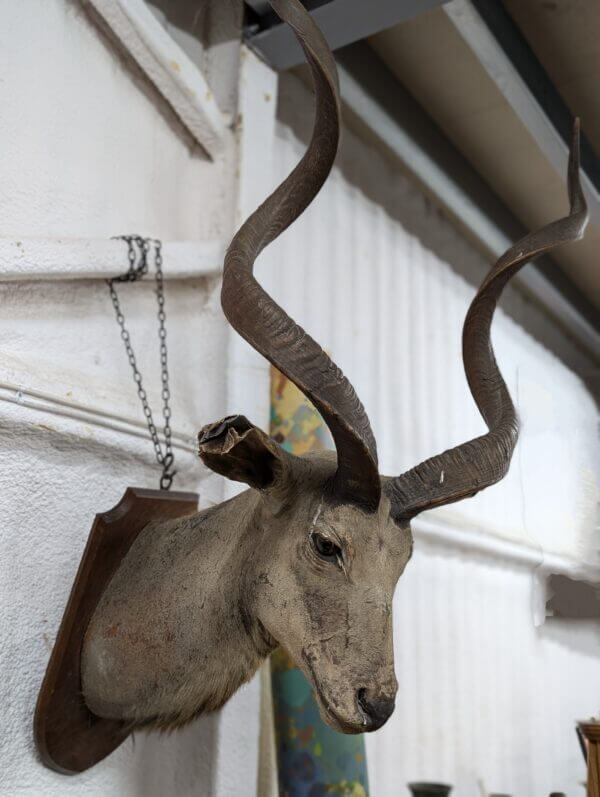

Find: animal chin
<box><xmin>318</xmin><ymin>698</ymin><xmax>366</xmax><ymax>735</ymax></box>
<box><xmin>300</xmin><ymin>652</ymin><xmax>365</xmax><ymax>735</ymax></box>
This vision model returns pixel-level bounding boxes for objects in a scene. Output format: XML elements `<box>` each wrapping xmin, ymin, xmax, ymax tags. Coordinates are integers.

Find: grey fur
<box><xmin>82</xmin><ymin>437</ymin><xmax>412</xmax><ymax>734</ymax></box>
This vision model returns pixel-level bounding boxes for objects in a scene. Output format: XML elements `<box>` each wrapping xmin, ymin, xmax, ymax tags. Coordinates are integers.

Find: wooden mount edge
<box><xmin>34</xmin><ymin>487</ymin><xmax>199</xmax><ymax>774</ymax></box>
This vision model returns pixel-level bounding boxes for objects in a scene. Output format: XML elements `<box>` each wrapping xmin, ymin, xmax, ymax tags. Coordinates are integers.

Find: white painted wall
<box><xmin>0</xmin><ymin>2</ymin><xmax>264</xmax><ymax>795</ymax></box>
<box><xmin>0</xmin><ymin>0</ymin><xmax>234</xmax><ymax>242</ymax></box>
<box><xmin>1</xmin><ymin>1</ymin><xmax>598</xmax><ymax>794</ymax></box>
<box><xmin>370</xmin><ymin>538</ymin><xmax>598</xmax><ymax>795</ymax></box>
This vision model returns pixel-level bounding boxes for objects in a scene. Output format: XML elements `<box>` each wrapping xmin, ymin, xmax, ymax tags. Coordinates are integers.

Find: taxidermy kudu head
<box><xmin>81</xmin><ymin>0</ymin><xmax>588</xmax><ymax>735</ymax></box>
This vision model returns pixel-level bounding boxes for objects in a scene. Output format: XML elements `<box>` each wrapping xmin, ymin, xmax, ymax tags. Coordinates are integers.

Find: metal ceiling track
<box><xmin>244</xmin><ymin>0</ymin><xmax>450</xmax><ymax>70</ymax></box>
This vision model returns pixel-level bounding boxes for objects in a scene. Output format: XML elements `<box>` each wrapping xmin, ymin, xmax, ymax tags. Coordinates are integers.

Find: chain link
<box><xmin>107</xmin><ymin>235</ymin><xmax>176</xmax><ymax>490</ymax></box>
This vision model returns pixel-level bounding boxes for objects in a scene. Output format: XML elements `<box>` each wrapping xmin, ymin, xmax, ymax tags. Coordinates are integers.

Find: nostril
<box><xmin>356</xmin><ymin>688</ymin><xmax>395</xmax><ymax>729</ymax></box>
<box><xmin>357</xmin><ymin>687</ymin><xmax>369</xmax><ymax>715</ymax></box>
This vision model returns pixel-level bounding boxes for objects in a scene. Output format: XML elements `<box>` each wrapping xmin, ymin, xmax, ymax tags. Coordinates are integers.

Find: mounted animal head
<box><xmin>196</xmin><ymin>0</ymin><xmax>588</xmax><ymax>734</ymax></box>
<box><xmin>76</xmin><ymin>1</ymin><xmax>589</xmax><ymax>748</ymax></box>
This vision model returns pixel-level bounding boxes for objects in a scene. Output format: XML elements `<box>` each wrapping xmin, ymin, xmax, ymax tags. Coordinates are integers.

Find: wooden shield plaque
<box><xmin>34</xmin><ymin>487</ymin><xmax>199</xmax><ymax>774</ymax></box>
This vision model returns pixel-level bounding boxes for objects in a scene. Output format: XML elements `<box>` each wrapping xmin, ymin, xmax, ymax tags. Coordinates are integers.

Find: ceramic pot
<box><xmin>408</xmin><ymin>784</ymin><xmax>452</xmax><ymax>797</ymax></box>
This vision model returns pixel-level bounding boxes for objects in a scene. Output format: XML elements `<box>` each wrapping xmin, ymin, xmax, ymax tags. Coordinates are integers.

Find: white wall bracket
<box><xmin>0</xmin><ymin>238</ymin><xmax>224</xmax><ymax>281</ymax></box>
<box><xmin>84</xmin><ymin>0</ymin><xmax>230</xmax><ymax>159</ymax></box>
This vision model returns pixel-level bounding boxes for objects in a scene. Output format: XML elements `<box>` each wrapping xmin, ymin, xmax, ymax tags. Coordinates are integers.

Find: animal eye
<box><xmin>311</xmin><ymin>532</ymin><xmax>341</xmax><ymax>562</ymax></box>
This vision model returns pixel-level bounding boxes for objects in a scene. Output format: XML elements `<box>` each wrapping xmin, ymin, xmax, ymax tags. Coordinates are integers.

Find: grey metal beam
<box><xmin>336</xmin><ymin>42</ymin><xmax>600</xmax><ymax>361</ymax></box>
<box><xmin>246</xmin><ymin>0</ymin><xmax>329</xmax><ymax>17</ymax></box>
<box><xmin>245</xmin><ymin>0</ymin><xmax>271</xmax><ymax>14</ymax></box>
<box><xmin>244</xmin><ymin>0</ymin><xmax>450</xmax><ymax>71</ymax></box>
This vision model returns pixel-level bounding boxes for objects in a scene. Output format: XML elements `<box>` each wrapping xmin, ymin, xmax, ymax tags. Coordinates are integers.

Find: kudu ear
<box><xmin>198</xmin><ymin>415</ymin><xmax>288</xmax><ymax>491</ymax></box>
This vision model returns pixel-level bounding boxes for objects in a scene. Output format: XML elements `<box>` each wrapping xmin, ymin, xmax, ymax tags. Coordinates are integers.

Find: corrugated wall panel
<box><xmin>258</xmin><ymin>73</ymin><xmax>599</xmax><ymax>795</ymax></box>
<box><xmin>364</xmin><ymin>539</ymin><xmax>597</xmax><ymax>794</ymax></box>
<box><xmin>261</xmin><ymin>73</ymin><xmax>598</xmax><ymax>565</ymax></box>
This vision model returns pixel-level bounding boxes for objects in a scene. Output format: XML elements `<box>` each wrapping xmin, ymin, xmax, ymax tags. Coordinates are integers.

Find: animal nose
<box><xmin>356</xmin><ymin>687</ymin><xmax>395</xmax><ymax>730</ymax></box>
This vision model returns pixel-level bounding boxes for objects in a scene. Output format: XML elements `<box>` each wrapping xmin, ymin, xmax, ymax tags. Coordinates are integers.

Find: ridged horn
<box><xmin>385</xmin><ymin>120</ymin><xmax>588</xmax><ymax>522</ymax></box>
<box><xmin>221</xmin><ymin>0</ymin><xmax>381</xmax><ymax>510</ymax></box>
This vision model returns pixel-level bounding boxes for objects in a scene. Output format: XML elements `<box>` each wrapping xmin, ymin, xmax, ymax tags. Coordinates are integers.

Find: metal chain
<box><xmin>107</xmin><ymin>235</ymin><xmax>176</xmax><ymax>490</ymax></box>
